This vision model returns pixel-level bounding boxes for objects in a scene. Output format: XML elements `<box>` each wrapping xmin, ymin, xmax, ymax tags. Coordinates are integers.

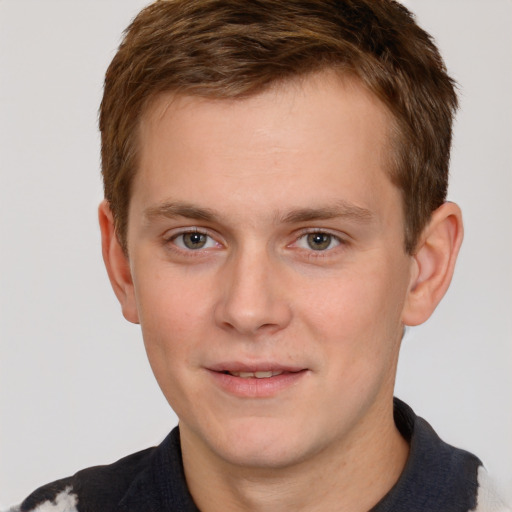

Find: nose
<box><xmin>214</xmin><ymin>245</ymin><xmax>293</xmax><ymax>337</ymax></box>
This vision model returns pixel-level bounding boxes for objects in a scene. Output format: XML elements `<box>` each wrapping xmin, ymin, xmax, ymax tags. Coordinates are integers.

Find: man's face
<box><xmin>124</xmin><ymin>73</ymin><xmax>415</xmax><ymax>469</ymax></box>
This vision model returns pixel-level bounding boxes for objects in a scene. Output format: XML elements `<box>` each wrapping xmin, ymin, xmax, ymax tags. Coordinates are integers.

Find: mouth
<box><xmin>221</xmin><ymin>370</ymin><xmax>287</xmax><ymax>379</ymax></box>
<box><xmin>207</xmin><ymin>365</ymin><xmax>308</xmax><ymax>398</ymax></box>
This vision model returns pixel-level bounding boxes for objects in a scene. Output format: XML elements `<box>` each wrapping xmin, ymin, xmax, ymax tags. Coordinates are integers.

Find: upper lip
<box><xmin>207</xmin><ymin>362</ymin><xmax>306</xmax><ymax>373</ymax></box>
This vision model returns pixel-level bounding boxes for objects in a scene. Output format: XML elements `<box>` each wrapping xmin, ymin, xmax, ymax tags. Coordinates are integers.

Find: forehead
<box><xmin>142</xmin><ymin>72</ymin><xmax>392</xmax><ymax>138</ymax></box>
<box><xmin>132</xmin><ymin>72</ymin><xmax>398</xmax><ymax>224</ymax></box>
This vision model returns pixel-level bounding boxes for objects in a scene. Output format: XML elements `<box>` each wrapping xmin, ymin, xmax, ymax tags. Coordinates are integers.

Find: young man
<box><xmin>7</xmin><ymin>1</ymin><xmax>510</xmax><ymax>511</ymax></box>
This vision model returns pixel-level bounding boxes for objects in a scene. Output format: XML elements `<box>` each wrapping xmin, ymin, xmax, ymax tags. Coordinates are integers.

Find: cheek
<box><xmin>132</xmin><ymin>269</ymin><xmax>209</xmax><ymax>375</ymax></box>
<box><xmin>133</xmin><ymin>275</ymin><xmax>210</xmax><ymax>416</ymax></box>
<box><xmin>135</xmin><ymin>260</ymin><xmax>210</xmax><ymax>327</ymax></box>
<box><xmin>304</xmin><ymin>261</ymin><xmax>408</xmax><ymax>363</ymax></box>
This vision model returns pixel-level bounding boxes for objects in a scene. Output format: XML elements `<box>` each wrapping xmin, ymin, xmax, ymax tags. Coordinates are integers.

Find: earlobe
<box><xmin>98</xmin><ymin>200</ymin><xmax>140</xmax><ymax>324</ymax></box>
<box><xmin>402</xmin><ymin>202</ymin><xmax>464</xmax><ymax>326</ymax></box>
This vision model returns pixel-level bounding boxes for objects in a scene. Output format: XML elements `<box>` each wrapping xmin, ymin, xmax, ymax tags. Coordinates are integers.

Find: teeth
<box><xmin>229</xmin><ymin>371</ymin><xmax>284</xmax><ymax>378</ymax></box>
<box><xmin>255</xmin><ymin>371</ymin><xmax>273</xmax><ymax>378</ymax></box>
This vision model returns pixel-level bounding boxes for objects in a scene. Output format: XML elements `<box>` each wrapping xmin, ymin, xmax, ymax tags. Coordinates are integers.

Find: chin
<box><xmin>205</xmin><ymin>416</ymin><xmax>322</xmax><ymax>470</ymax></box>
<box><xmin>219</xmin><ymin>440</ymin><xmax>305</xmax><ymax>470</ymax></box>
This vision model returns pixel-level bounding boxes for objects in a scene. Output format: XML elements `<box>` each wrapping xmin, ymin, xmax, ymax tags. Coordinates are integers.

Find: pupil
<box><xmin>184</xmin><ymin>233</ymin><xmax>206</xmax><ymax>249</ymax></box>
<box><xmin>307</xmin><ymin>233</ymin><xmax>331</xmax><ymax>250</ymax></box>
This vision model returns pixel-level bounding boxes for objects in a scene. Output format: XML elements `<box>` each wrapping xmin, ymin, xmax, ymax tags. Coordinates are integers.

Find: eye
<box><xmin>172</xmin><ymin>231</ymin><xmax>219</xmax><ymax>250</ymax></box>
<box><xmin>295</xmin><ymin>232</ymin><xmax>341</xmax><ymax>251</ymax></box>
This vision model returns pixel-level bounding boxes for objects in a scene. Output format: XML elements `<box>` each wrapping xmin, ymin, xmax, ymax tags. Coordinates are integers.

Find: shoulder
<box><xmin>474</xmin><ymin>467</ymin><xmax>512</xmax><ymax>512</ymax></box>
<box><xmin>4</xmin><ymin>427</ymin><xmax>197</xmax><ymax>512</ymax></box>
<box><xmin>7</xmin><ymin>446</ymin><xmax>156</xmax><ymax>512</ymax></box>
<box><xmin>4</xmin><ymin>479</ymin><xmax>76</xmax><ymax>512</ymax></box>
<box><xmin>378</xmin><ymin>399</ymin><xmax>512</xmax><ymax>512</ymax></box>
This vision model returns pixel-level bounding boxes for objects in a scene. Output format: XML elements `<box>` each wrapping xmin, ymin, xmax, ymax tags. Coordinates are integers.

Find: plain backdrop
<box><xmin>1</xmin><ymin>0</ymin><xmax>511</xmax><ymax>507</ymax></box>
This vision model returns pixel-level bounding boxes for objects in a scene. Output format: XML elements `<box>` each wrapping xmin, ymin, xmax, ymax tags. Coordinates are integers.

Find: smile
<box><xmin>208</xmin><ymin>366</ymin><xmax>308</xmax><ymax>398</ymax></box>
<box><xmin>224</xmin><ymin>370</ymin><xmax>284</xmax><ymax>379</ymax></box>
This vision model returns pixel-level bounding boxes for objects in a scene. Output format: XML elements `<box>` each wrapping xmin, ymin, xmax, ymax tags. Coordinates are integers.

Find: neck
<box><xmin>180</xmin><ymin>397</ymin><xmax>409</xmax><ymax>512</ymax></box>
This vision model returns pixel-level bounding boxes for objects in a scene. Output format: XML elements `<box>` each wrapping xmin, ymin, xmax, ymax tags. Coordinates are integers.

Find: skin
<box><xmin>100</xmin><ymin>72</ymin><xmax>463</xmax><ymax>511</ymax></box>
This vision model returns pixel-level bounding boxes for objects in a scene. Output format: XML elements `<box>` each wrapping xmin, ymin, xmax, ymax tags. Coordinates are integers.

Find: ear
<box><xmin>402</xmin><ymin>202</ymin><xmax>464</xmax><ymax>326</ymax></box>
<box><xmin>98</xmin><ymin>200</ymin><xmax>140</xmax><ymax>324</ymax></box>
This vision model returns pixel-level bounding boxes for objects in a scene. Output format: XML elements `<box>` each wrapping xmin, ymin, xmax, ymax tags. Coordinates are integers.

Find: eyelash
<box><xmin>163</xmin><ymin>228</ymin><xmax>223</xmax><ymax>256</ymax></box>
<box><xmin>162</xmin><ymin>227</ymin><xmax>347</xmax><ymax>257</ymax></box>
<box><xmin>291</xmin><ymin>229</ymin><xmax>346</xmax><ymax>257</ymax></box>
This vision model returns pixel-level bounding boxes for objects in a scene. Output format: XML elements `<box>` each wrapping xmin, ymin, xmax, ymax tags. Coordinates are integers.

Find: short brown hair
<box><xmin>100</xmin><ymin>0</ymin><xmax>458</xmax><ymax>254</ymax></box>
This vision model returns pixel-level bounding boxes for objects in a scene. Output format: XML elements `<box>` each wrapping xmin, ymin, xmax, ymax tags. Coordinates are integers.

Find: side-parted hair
<box><xmin>100</xmin><ymin>0</ymin><xmax>458</xmax><ymax>254</ymax></box>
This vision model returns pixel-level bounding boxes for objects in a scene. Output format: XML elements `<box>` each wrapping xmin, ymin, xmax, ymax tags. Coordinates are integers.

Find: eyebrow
<box><xmin>143</xmin><ymin>200</ymin><xmax>375</xmax><ymax>225</ymax></box>
<box><xmin>144</xmin><ymin>202</ymin><xmax>218</xmax><ymax>222</ymax></box>
<box><xmin>280</xmin><ymin>202</ymin><xmax>374</xmax><ymax>224</ymax></box>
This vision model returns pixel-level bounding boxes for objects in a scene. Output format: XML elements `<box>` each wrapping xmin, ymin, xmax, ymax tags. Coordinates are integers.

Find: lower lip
<box><xmin>207</xmin><ymin>370</ymin><xmax>308</xmax><ymax>398</ymax></box>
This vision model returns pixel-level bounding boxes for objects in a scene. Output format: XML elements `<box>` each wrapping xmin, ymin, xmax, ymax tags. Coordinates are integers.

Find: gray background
<box><xmin>1</xmin><ymin>0</ymin><xmax>511</xmax><ymax>506</ymax></box>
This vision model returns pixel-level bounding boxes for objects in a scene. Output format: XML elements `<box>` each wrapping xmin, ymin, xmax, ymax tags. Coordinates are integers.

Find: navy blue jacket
<box><xmin>6</xmin><ymin>399</ymin><xmax>510</xmax><ymax>512</ymax></box>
